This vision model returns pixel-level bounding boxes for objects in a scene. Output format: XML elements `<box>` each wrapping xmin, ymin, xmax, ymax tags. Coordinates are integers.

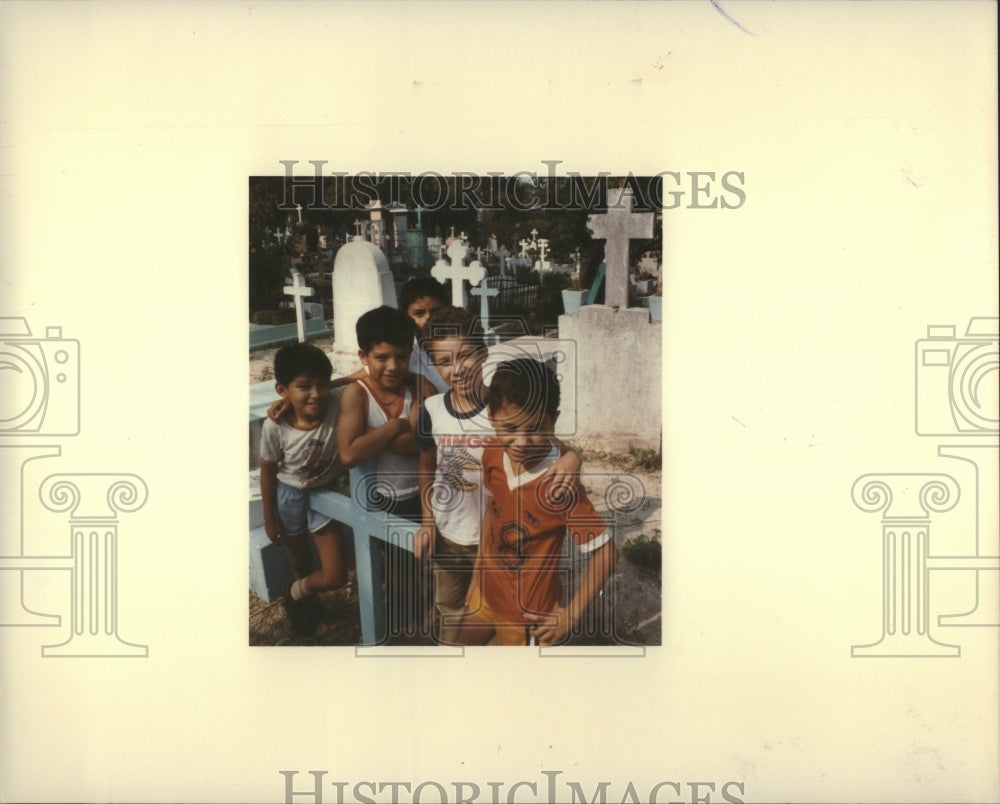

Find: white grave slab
<box><xmin>332</xmin><ymin>238</ymin><xmax>396</xmax><ymax>359</ymax></box>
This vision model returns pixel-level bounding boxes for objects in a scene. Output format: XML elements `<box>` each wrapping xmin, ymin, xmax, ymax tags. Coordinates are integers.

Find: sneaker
<box><xmin>282</xmin><ymin>581</ymin><xmax>315</xmax><ymax>637</ymax></box>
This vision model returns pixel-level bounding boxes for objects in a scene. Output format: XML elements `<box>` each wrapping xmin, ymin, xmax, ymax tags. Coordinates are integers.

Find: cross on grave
<box><xmin>283</xmin><ymin>270</ymin><xmax>315</xmax><ymax>342</ymax></box>
<box><xmin>431</xmin><ymin>239</ymin><xmax>486</xmax><ymax>308</ymax></box>
<box><xmin>537</xmin><ymin>238</ymin><xmax>549</xmax><ymax>264</ymax></box>
<box><xmin>518</xmin><ymin>238</ymin><xmax>532</xmax><ymax>258</ymax></box>
<box><xmin>296</xmin><ymin>203</ymin><xmax>303</xmax><ymax>225</ymax></box>
<box><xmin>586</xmin><ymin>186</ymin><xmax>654</xmax><ymax>309</ymax></box>
<box><xmin>497</xmin><ymin>244</ymin><xmax>510</xmax><ymax>275</ymax></box>
<box><xmin>530</xmin><ymin>228</ymin><xmax>539</xmax><ymax>243</ymax></box>
<box><xmin>354</xmin><ymin>219</ymin><xmax>364</xmax><ymax>236</ymax></box>
<box><xmin>470</xmin><ymin>282</ymin><xmax>499</xmax><ymax>334</ymax></box>
<box><xmin>275</xmin><ymin>229</ymin><xmax>285</xmax><ymax>245</ymax></box>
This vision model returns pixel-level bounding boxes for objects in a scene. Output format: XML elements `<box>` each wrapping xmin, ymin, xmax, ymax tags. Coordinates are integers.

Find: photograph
<box><xmin>247</xmin><ymin>173</ymin><xmax>665</xmax><ymax>648</ymax></box>
<box><xmin>1</xmin><ymin>2</ymin><xmax>996</xmax><ymax>802</ymax></box>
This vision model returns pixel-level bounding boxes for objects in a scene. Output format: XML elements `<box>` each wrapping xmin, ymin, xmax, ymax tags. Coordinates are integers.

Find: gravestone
<box><xmin>557</xmin><ymin>185</ymin><xmax>661</xmax><ymax>449</ymax></box>
<box><xmin>497</xmin><ymin>244</ymin><xmax>510</xmax><ymax>276</ymax></box>
<box><xmin>535</xmin><ymin>237</ymin><xmax>550</xmax><ymax>272</ymax></box>
<box><xmin>430</xmin><ymin>239</ymin><xmax>486</xmax><ymax>308</ymax></box>
<box><xmin>331</xmin><ymin>237</ymin><xmax>396</xmax><ymax>374</ymax></box>
<box><xmin>470</xmin><ymin>283</ymin><xmax>499</xmax><ymax>335</ymax></box>
<box><xmin>283</xmin><ymin>271</ymin><xmax>314</xmax><ymax>343</ymax></box>
<box><xmin>586</xmin><ymin>186</ymin><xmax>654</xmax><ymax>309</ymax></box>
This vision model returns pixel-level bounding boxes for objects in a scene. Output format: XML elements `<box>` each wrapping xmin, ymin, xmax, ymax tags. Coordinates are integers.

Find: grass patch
<box><xmin>622</xmin><ymin>531</ymin><xmax>661</xmax><ymax>578</ymax></box>
<box><xmin>567</xmin><ymin>442</ymin><xmax>662</xmax><ymax>473</ymax></box>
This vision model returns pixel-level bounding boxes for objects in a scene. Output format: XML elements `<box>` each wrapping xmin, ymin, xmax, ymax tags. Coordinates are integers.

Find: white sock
<box><xmin>291</xmin><ymin>578</ymin><xmax>310</xmax><ymax>601</ymax></box>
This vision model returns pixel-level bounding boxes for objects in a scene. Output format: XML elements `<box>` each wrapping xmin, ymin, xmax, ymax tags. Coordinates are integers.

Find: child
<box><xmin>336</xmin><ymin>305</ymin><xmax>432</xmax><ymax>638</ymax></box>
<box><xmin>415</xmin><ymin>309</ymin><xmax>583</xmax><ymax>645</ymax></box>
<box><xmin>455</xmin><ymin>357</ymin><xmax>618</xmax><ymax>646</ymax></box>
<box><xmin>335</xmin><ymin>305</ymin><xmax>429</xmax><ymax>518</ymax></box>
<box><xmin>258</xmin><ymin>342</ymin><xmax>348</xmax><ymax>636</ymax></box>
<box><xmin>398</xmin><ymin>276</ymin><xmax>450</xmax><ymax>395</ymax></box>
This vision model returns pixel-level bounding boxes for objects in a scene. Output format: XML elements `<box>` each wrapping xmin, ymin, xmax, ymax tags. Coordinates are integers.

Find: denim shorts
<box><xmin>276</xmin><ymin>481</ymin><xmax>333</xmax><ymax>536</ymax></box>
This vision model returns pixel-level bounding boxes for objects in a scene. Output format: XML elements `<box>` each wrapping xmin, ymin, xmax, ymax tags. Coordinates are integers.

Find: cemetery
<box><xmin>248</xmin><ymin>175</ymin><xmax>663</xmax><ymax>646</ymax></box>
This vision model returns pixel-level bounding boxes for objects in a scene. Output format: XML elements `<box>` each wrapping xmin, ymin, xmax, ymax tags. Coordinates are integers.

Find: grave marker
<box><xmin>587</xmin><ymin>186</ymin><xmax>654</xmax><ymax>309</ymax></box>
<box><xmin>283</xmin><ymin>271</ymin><xmax>315</xmax><ymax>343</ymax></box>
<box><xmin>431</xmin><ymin>240</ymin><xmax>485</xmax><ymax>308</ymax></box>
<box><xmin>497</xmin><ymin>244</ymin><xmax>510</xmax><ymax>276</ymax></box>
<box><xmin>470</xmin><ymin>282</ymin><xmax>499</xmax><ymax>334</ymax></box>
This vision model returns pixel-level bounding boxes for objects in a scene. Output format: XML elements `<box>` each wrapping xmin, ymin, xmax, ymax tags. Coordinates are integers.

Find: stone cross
<box><xmin>470</xmin><ymin>282</ymin><xmax>499</xmax><ymax>334</ymax></box>
<box><xmin>275</xmin><ymin>229</ymin><xmax>285</xmax><ymax>245</ymax></box>
<box><xmin>283</xmin><ymin>270</ymin><xmax>315</xmax><ymax>342</ymax></box>
<box><xmin>530</xmin><ymin>228</ymin><xmax>539</xmax><ymax>243</ymax></box>
<box><xmin>537</xmin><ymin>238</ymin><xmax>549</xmax><ymax>264</ymax></box>
<box><xmin>354</xmin><ymin>219</ymin><xmax>364</xmax><ymax>236</ymax></box>
<box><xmin>497</xmin><ymin>244</ymin><xmax>510</xmax><ymax>276</ymax></box>
<box><xmin>431</xmin><ymin>240</ymin><xmax>486</xmax><ymax>308</ymax></box>
<box><xmin>518</xmin><ymin>238</ymin><xmax>532</xmax><ymax>259</ymax></box>
<box><xmin>296</xmin><ymin>203</ymin><xmax>303</xmax><ymax>225</ymax></box>
<box><xmin>587</xmin><ymin>186</ymin><xmax>654</xmax><ymax>309</ymax></box>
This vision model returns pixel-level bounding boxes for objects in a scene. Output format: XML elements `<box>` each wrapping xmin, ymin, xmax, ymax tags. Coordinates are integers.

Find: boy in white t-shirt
<box><xmin>259</xmin><ymin>342</ymin><xmax>348</xmax><ymax>636</ymax></box>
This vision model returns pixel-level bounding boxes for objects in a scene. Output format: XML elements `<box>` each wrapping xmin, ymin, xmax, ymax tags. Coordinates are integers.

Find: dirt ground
<box><xmin>249</xmin><ymin>341</ymin><xmax>663</xmax><ymax>647</ymax></box>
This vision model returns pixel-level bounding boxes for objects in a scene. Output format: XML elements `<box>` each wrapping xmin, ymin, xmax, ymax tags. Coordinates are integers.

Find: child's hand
<box><xmin>267</xmin><ymin>398</ymin><xmax>290</xmax><ymax>422</ymax></box>
<box><xmin>524</xmin><ymin>605</ymin><xmax>572</xmax><ymax>646</ymax></box>
<box><xmin>264</xmin><ymin>520</ymin><xmax>282</xmax><ymax>544</ymax></box>
<box><xmin>545</xmin><ymin>450</ymin><xmax>582</xmax><ymax>510</ymax></box>
<box><xmin>413</xmin><ymin>526</ymin><xmax>434</xmax><ymax>561</ymax></box>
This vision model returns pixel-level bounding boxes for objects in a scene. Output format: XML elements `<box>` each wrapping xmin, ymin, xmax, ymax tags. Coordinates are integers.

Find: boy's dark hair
<box><xmin>487</xmin><ymin>357</ymin><xmax>560</xmax><ymax>421</ymax></box>
<box><xmin>273</xmin><ymin>342</ymin><xmax>333</xmax><ymax>386</ymax></box>
<box><xmin>399</xmin><ymin>276</ymin><xmax>447</xmax><ymax>315</ymax></box>
<box><xmin>356</xmin><ymin>305</ymin><xmax>414</xmax><ymax>353</ymax></box>
<box><xmin>418</xmin><ymin>305</ymin><xmax>486</xmax><ymax>350</ymax></box>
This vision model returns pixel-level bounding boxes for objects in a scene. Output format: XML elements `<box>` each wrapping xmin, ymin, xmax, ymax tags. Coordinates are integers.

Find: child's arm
<box><xmin>544</xmin><ymin>439</ymin><xmax>583</xmax><ymax>505</ymax></box>
<box><xmin>413</xmin><ymin>447</ymin><xmax>437</xmax><ymax>560</ymax></box>
<box><xmin>335</xmin><ymin>382</ymin><xmax>411</xmax><ymax>468</ymax></box>
<box><xmin>524</xmin><ymin>538</ymin><xmax>618</xmax><ymax>646</ymax></box>
<box><xmin>384</xmin><ymin>375</ymin><xmax>432</xmax><ymax>455</ymax></box>
<box><xmin>258</xmin><ymin>459</ymin><xmax>284</xmax><ymax>544</ymax></box>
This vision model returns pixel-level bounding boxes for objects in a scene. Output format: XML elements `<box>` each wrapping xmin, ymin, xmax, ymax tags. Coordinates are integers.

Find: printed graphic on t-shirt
<box><xmin>439</xmin><ymin>446</ymin><xmax>481</xmax><ymax>492</ymax></box>
<box><xmin>299</xmin><ymin>437</ymin><xmax>333</xmax><ymax>486</ymax></box>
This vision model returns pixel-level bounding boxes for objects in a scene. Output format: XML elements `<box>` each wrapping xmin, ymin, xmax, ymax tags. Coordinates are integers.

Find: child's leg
<box><xmin>432</xmin><ymin>534</ymin><xmax>477</xmax><ymax>645</ymax></box>
<box><xmin>282</xmin><ymin>531</ymin><xmax>315</xmax><ymax>580</ymax></box>
<box><xmin>299</xmin><ymin>523</ymin><xmax>348</xmax><ymax>595</ymax></box>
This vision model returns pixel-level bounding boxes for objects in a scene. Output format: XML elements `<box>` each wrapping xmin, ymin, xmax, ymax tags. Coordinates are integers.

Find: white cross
<box><xmin>530</xmin><ymin>228</ymin><xmax>539</xmax><ymax>243</ymax></box>
<box><xmin>354</xmin><ymin>219</ymin><xmax>364</xmax><ymax>236</ymax></box>
<box><xmin>431</xmin><ymin>240</ymin><xmax>486</xmax><ymax>308</ymax></box>
<box><xmin>537</xmin><ymin>238</ymin><xmax>549</xmax><ymax>264</ymax></box>
<box><xmin>518</xmin><ymin>238</ymin><xmax>532</xmax><ymax>259</ymax></box>
<box><xmin>470</xmin><ymin>282</ymin><xmax>499</xmax><ymax>334</ymax></box>
<box><xmin>296</xmin><ymin>203</ymin><xmax>303</xmax><ymax>225</ymax></box>
<box><xmin>587</xmin><ymin>186</ymin><xmax>654</xmax><ymax>309</ymax></box>
<box><xmin>283</xmin><ymin>270</ymin><xmax>315</xmax><ymax>342</ymax></box>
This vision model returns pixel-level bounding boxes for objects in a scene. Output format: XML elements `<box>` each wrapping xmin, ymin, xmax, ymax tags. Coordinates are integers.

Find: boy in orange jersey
<box><xmin>455</xmin><ymin>357</ymin><xmax>618</xmax><ymax>646</ymax></box>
